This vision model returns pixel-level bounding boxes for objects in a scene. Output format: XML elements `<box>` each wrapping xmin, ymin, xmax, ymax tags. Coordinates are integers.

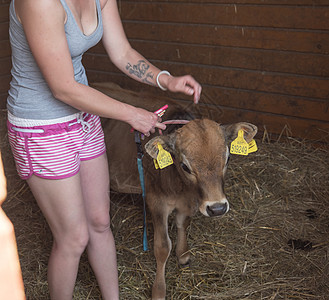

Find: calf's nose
<box><xmin>206</xmin><ymin>202</ymin><xmax>228</xmax><ymax>217</ymax></box>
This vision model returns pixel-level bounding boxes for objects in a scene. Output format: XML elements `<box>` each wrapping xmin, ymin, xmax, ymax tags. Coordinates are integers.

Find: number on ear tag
<box><xmin>230</xmin><ymin>129</ymin><xmax>249</xmax><ymax>156</ymax></box>
<box><xmin>156</xmin><ymin>144</ymin><xmax>173</xmax><ymax>169</ymax></box>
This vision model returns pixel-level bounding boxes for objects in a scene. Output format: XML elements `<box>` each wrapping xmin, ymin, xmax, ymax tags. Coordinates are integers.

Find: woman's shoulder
<box><xmin>15</xmin><ymin>0</ymin><xmax>65</xmax><ymax>23</ymax></box>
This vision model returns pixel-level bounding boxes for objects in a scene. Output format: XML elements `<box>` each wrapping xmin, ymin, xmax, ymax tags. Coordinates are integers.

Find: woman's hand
<box><xmin>127</xmin><ymin>107</ymin><xmax>166</xmax><ymax>137</ymax></box>
<box><xmin>158</xmin><ymin>73</ymin><xmax>202</xmax><ymax>104</ymax></box>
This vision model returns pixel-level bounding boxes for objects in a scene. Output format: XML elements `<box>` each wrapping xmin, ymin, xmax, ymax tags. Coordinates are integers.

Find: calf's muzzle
<box><xmin>206</xmin><ymin>201</ymin><xmax>229</xmax><ymax>217</ymax></box>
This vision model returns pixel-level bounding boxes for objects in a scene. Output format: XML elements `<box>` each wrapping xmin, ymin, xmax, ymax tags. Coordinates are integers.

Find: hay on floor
<box><xmin>1</xmin><ymin>108</ymin><xmax>328</xmax><ymax>299</ymax></box>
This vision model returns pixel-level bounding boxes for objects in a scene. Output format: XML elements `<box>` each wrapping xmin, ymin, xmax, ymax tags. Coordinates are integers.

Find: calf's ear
<box><xmin>222</xmin><ymin>122</ymin><xmax>258</xmax><ymax>144</ymax></box>
<box><xmin>145</xmin><ymin>134</ymin><xmax>176</xmax><ymax>159</ymax></box>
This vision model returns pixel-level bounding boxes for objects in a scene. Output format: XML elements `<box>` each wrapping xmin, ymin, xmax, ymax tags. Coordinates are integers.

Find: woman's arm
<box><xmin>101</xmin><ymin>0</ymin><xmax>202</xmax><ymax>103</ymax></box>
<box><xmin>15</xmin><ymin>0</ymin><xmax>164</xmax><ymax>135</ymax></box>
<box><xmin>0</xmin><ymin>153</ymin><xmax>26</xmax><ymax>300</ymax></box>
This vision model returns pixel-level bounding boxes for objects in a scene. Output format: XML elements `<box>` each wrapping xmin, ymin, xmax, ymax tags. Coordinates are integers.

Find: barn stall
<box><xmin>0</xmin><ymin>0</ymin><xmax>329</xmax><ymax>299</ymax></box>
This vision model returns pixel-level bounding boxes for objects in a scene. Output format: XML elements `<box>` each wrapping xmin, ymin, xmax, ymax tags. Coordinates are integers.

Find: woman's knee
<box><xmin>89</xmin><ymin>212</ymin><xmax>111</xmax><ymax>234</ymax></box>
<box><xmin>54</xmin><ymin>226</ymin><xmax>89</xmax><ymax>256</ymax></box>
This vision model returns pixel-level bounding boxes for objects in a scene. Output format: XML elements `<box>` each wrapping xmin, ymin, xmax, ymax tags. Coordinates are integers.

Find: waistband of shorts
<box><xmin>7</xmin><ymin>111</ymin><xmax>84</xmax><ymax>127</ymax></box>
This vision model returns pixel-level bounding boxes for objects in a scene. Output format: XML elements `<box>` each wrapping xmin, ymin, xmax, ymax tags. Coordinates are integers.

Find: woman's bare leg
<box><xmin>80</xmin><ymin>153</ymin><xmax>119</xmax><ymax>300</ymax></box>
<box><xmin>27</xmin><ymin>153</ymin><xmax>119</xmax><ymax>300</ymax></box>
<box><xmin>27</xmin><ymin>174</ymin><xmax>89</xmax><ymax>300</ymax></box>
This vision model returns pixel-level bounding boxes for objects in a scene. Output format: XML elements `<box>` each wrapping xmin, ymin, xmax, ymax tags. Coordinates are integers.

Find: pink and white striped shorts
<box><xmin>7</xmin><ymin>112</ymin><xmax>106</xmax><ymax>180</ymax></box>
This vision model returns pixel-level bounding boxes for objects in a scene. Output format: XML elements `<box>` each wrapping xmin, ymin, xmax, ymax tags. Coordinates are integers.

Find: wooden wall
<box><xmin>0</xmin><ymin>0</ymin><xmax>10</xmax><ymax>108</ymax></box>
<box><xmin>84</xmin><ymin>0</ymin><xmax>329</xmax><ymax>143</ymax></box>
<box><xmin>0</xmin><ymin>1</ymin><xmax>328</xmax><ymax>142</ymax></box>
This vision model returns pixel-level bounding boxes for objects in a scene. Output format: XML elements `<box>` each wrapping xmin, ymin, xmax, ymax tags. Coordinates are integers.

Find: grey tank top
<box><xmin>7</xmin><ymin>0</ymin><xmax>103</xmax><ymax>120</ymax></box>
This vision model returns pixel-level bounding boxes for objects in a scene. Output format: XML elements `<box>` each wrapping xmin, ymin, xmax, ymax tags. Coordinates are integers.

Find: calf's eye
<box><xmin>181</xmin><ymin>162</ymin><xmax>191</xmax><ymax>174</ymax></box>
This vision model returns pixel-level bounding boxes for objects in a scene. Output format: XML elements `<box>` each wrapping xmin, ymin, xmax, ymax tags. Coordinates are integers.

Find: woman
<box><xmin>7</xmin><ymin>0</ymin><xmax>201</xmax><ymax>299</ymax></box>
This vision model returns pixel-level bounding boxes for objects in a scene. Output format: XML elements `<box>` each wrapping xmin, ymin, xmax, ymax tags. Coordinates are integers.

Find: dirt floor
<box><xmin>1</xmin><ymin>108</ymin><xmax>328</xmax><ymax>299</ymax></box>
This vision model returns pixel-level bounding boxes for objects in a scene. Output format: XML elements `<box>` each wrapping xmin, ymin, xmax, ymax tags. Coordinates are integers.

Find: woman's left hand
<box><xmin>165</xmin><ymin>75</ymin><xmax>202</xmax><ymax>104</ymax></box>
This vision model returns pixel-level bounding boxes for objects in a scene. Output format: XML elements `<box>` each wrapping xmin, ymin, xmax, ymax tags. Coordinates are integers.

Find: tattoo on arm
<box><xmin>126</xmin><ymin>60</ymin><xmax>155</xmax><ymax>85</ymax></box>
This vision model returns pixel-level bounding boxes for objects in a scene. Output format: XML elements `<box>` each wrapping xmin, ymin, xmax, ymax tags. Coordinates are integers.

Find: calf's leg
<box><xmin>150</xmin><ymin>208</ymin><xmax>172</xmax><ymax>300</ymax></box>
<box><xmin>175</xmin><ymin>212</ymin><xmax>191</xmax><ymax>265</ymax></box>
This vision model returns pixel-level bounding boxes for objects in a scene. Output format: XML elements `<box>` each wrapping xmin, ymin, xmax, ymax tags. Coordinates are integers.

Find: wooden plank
<box><xmin>0</xmin><ymin>4</ymin><xmax>9</xmax><ymax>23</ymax></box>
<box><xmin>120</xmin><ymin>3</ymin><xmax>329</xmax><ymax>31</ymax></box>
<box><xmin>89</xmin><ymin>41</ymin><xmax>329</xmax><ymax>77</ymax></box>
<box><xmin>0</xmin><ymin>40</ymin><xmax>10</xmax><ymax>58</ymax></box>
<box><xmin>0</xmin><ymin>56</ymin><xmax>11</xmax><ymax>76</ymax></box>
<box><xmin>200</xmin><ymin>86</ymin><xmax>329</xmax><ymax>122</ymax></box>
<box><xmin>0</xmin><ymin>21</ymin><xmax>9</xmax><ymax>40</ymax></box>
<box><xmin>191</xmin><ymin>65</ymin><xmax>329</xmax><ymax>100</ymax></box>
<box><xmin>190</xmin><ymin>65</ymin><xmax>329</xmax><ymax>100</ymax></box>
<box><xmin>83</xmin><ymin>55</ymin><xmax>329</xmax><ymax>99</ymax></box>
<box><xmin>122</xmin><ymin>22</ymin><xmax>329</xmax><ymax>55</ymax></box>
<box><xmin>0</xmin><ymin>4</ymin><xmax>12</xmax><ymax>109</ymax></box>
<box><xmin>133</xmin><ymin>42</ymin><xmax>329</xmax><ymax>77</ymax></box>
<box><xmin>0</xmin><ymin>93</ymin><xmax>7</xmax><ymax>109</ymax></box>
<box><xmin>0</xmin><ymin>74</ymin><xmax>10</xmax><ymax>94</ymax></box>
<box><xmin>217</xmin><ymin>107</ymin><xmax>329</xmax><ymax>143</ymax></box>
<box><xmin>215</xmin><ymin>107</ymin><xmax>321</xmax><ymax>143</ymax></box>
<box><xmin>0</xmin><ymin>74</ymin><xmax>9</xmax><ymax>108</ymax></box>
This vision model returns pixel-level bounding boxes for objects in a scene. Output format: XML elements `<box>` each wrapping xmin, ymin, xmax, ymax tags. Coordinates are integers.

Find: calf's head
<box><xmin>145</xmin><ymin>119</ymin><xmax>257</xmax><ymax>217</ymax></box>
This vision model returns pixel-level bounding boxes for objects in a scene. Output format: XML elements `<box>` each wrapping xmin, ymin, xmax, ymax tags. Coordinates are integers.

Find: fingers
<box><xmin>147</xmin><ymin>118</ymin><xmax>166</xmax><ymax>136</ymax></box>
<box><xmin>184</xmin><ymin>76</ymin><xmax>202</xmax><ymax>104</ymax></box>
<box><xmin>184</xmin><ymin>84</ymin><xmax>201</xmax><ymax>104</ymax></box>
<box><xmin>193</xmin><ymin>83</ymin><xmax>202</xmax><ymax>104</ymax></box>
<box><xmin>167</xmin><ymin>75</ymin><xmax>202</xmax><ymax>104</ymax></box>
<box><xmin>155</xmin><ymin>120</ymin><xmax>166</xmax><ymax>131</ymax></box>
<box><xmin>144</xmin><ymin>120</ymin><xmax>166</xmax><ymax>137</ymax></box>
<box><xmin>132</xmin><ymin>109</ymin><xmax>166</xmax><ymax>137</ymax></box>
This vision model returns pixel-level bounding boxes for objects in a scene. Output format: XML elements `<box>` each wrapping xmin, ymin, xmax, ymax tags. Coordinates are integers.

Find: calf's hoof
<box><xmin>152</xmin><ymin>282</ymin><xmax>166</xmax><ymax>300</ymax></box>
<box><xmin>178</xmin><ymin>252</ymin><xmax>191</xmax><ymax>266</ymax></box>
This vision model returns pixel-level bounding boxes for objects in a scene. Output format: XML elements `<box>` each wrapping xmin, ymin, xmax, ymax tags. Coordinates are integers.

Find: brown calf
<box><xmin>143</xmin><ymin>119</ymin><xmax>257</xmax><ymax>299</ymax></box>
<box><xmin>94</xmin><ymin>83</ymin><xmax>258</xmax><ymax>300</ymax></box>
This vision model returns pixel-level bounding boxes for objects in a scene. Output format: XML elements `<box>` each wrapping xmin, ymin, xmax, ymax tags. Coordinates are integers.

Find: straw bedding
<box><xmin>1</xmin><ymin>108</ymin><xmax>328</xmax><ymax>299</ymax></box>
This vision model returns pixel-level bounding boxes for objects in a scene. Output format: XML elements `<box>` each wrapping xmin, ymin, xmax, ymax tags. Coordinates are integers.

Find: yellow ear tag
<box><xmin>248</xmin><ymin>139</ymin><xmax>258</xmax><ymax>154</ymax></box>
<box><xmin>230</xmin><ymin>129</ymin><xmax>249</xmax><ymax>156</ymax></box>
<box><xmin>156</xmin><ymin>144</ymin><xmax>173</xmax><ymax>169</ymax></box>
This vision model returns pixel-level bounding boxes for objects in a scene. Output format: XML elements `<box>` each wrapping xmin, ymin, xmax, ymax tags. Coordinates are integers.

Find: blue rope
<box><xmin>137</xmin><ymin>157</ymin><xmax>148</xmax><ymax>251</ymax></box>
<box><xmin>135</xmin><ymin>132</ymin><xmax>148</xmax><ymax>251</ymax></box>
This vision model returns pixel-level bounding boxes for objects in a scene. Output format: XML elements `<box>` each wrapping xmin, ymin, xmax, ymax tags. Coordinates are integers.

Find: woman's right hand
<box><xmin>127</xmin><ymin>107</ymin><xmax>166</xmax><ymax>137</ymax></box>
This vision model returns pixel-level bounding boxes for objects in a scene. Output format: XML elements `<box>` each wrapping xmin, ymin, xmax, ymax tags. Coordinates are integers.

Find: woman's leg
<box><xmin>80</xmin><ymin>153</ymin><xmax>119</xmax><ymax>300</ymax></box>
<box><xmin>27</xmin><ymin>174</ymin><xmax>89</xmax><ymax>300</ymax></box>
